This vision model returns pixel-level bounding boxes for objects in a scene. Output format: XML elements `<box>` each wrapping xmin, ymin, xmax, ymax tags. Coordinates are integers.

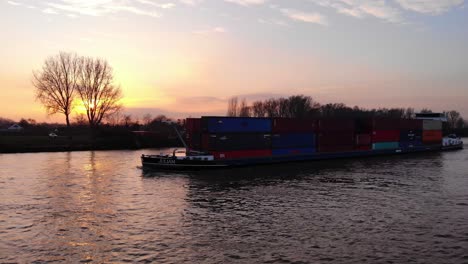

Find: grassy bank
<box><xmin>0</xmin><ymin>126</ymin><xmax>183</xmax><ymax>153</ymax></box>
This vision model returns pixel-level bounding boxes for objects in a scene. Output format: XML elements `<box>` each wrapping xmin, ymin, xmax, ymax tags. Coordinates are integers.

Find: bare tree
<box><xmin>239</xmin><ymin>98</ymin><xmax>251</xmax><ymax>117</ymax></box>
<box><xmin>403</xmin><ymin>108</ymin><xmax>415</xmax><ymax>119</ymax></box>
<box><xmin>142</xmin><ymin>113</ymin><xmax>152</xmax><ymax>127</ymax></box>
<box><xmin>419</xmin><ymin>108</ymin><xmax>433</xmax><ymax>114</ymax></box>
<box><xmin>153</xmin><ymin>114</ymin><xmax>170</xmax><ymax>122</ymax></box>
<box><xmin>227</xmin><ymin>97</ymin><xmax>239</xmax><ymax>117</ymax></box>
<box><xmin>33</xmin><ymin>52</ymin><xmax>81</xmax><ymax>127</ymax></box>
<box><xmin>446</xmin><ymin>110</ymin><xmax>461</xmax><ymax>130</ymax></box>
<box><xmin>286</xmin><ymin>95</ymin><xmax>314</xmax><ymax>118</ymax></box>
<box><xmin>106</xmin><ymin>112</ymin><xmax>122</xmax><ymax>126</ymax></box>
<box><xmin>73</xmin><ymin>114</ymin><xmax>88</xmax><ymax>126</ymax></box>
<box><xmin>264</xmin><ymin>99</ymin><xmax>279</xmax><ymax>117</ymax></box>
<box><xmin>252</xmin><ymin>101</ymin><xmax>266</xmax><ymax>117</ymax></box>
<box><xmin>122</xmin><ymin>114</ymin><xmax>132</xmax><ymax>127</ymax></box>
<box><xmin>77</xmin><ymin>57</ymin><xmax>123</xmax><ymax>127</ymax></box>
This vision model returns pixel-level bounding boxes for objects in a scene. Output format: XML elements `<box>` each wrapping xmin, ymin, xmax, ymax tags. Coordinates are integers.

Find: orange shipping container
<box><xmin>422</xmin><ymin>130</ymin><xmax>442</xmax><ymax>143</ymax></box>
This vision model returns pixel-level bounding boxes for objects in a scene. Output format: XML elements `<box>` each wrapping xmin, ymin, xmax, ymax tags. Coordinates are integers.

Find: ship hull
<box><xmin>141</xmin><ymin>143</ymin><xmax>463</xmax><ymax>170</ymax></box>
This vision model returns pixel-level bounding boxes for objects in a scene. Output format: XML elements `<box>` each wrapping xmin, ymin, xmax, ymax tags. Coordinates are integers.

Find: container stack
<box><xmin>185</xmin><ymin>116</ymin><xmax>446</xmax><ymax>160</ymax></box>
<box><xmin>185</xmin><ymin>118</ymin><xmax>202</xmax><ymax>150</ymax></box>
<box><xmin>399</xmin><ymin>119</ymin><xmax>423</xmax><ymax>149</ymax></box>
<box><xmin>422</xmin><ymin>120</ymin><xmax>443</xmax><ymax>146</ymax></box>
<box><xmin>271</xmin><ymin>118</ymin><xmax>317</xmax><ymax>156</ymax></box>
<box><xmin>317</xmin><ymin>119</ymin><xmax>355</xmax><ymax>152</ymax></box>
<box><xmin>200</xmin><ymin>117</ymin><xmax>272</xmax><ymax>159</ymax></box>
<box><xmin>372</xmin><ymin>119</ymin><xmax>400</xmax><ymax>150</ymax></box>
<box><xmin>355</xmin><ymin>119</ymin><xmax>373</xmax><ymax>151</ymax></box>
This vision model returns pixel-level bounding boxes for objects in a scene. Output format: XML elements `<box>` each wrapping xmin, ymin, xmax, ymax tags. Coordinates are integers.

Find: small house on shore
<box><xmin>8</xmin><ymin>124</ymin><xmax>23</xmax><ymax>131</ymax></box>
<box><xmin>0</xmin><ymin>124</ymin><xmax>24</xmax><ymax>132</ymax></box>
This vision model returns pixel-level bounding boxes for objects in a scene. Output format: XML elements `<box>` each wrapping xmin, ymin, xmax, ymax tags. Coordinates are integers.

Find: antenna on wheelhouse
<box><xmin>164</xmin><ymin>120</ymin><xmax>188</xmax><ymax>149</ymax></box>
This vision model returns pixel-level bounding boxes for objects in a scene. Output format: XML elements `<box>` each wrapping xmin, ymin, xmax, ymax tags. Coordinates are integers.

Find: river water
<box><xmin>1</xmin><ymin>144</ymin><xmax>468</xmax><ymax>263</ymax></box>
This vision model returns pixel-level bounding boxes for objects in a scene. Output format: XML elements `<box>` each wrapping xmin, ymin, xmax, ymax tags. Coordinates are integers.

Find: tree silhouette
<box><xmin>77</xmin><ymin>57</ymin><xmax>122</xmax><ymax>127</ymax></box>
<box><xmin>227</xmin><ymin>97</ymin><xmax>238</xmax><ymax>117</ymax></box>
<box><xmin>239</xmin><ymin>98</ymin><xmax>251</xmax><ymax>117</ymax></box>
<box><xmin>446</xmin><ymin>110</ymin><xmax>461</xmax><ymax>130</ymax></box>
<box><xmin>33</xmin><ymin>52</ymin><xmax>81</xmax><ymax>127</ymax></box>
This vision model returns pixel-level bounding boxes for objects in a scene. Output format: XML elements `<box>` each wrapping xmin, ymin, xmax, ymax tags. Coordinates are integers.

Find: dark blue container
<box><xmin>202</xmin><ymin>117</ymin><xmax>271</xmax><ymax>133</ymax></box>
<box><xmin>400</xmin><ymin>130</ymin><xmax>422</xmax><ymax>142</ymax></box>
<box><xmin>205</xmin><ymin>133</ymin><xmax>271</xmax><ymax>151</ymax></box>
<box><xmin>271</xmin><ymin>133</ymin><xmax>316</xmax><ymax>149</ymax></box>
<box><xmin>399</xmin><ymin>141</ymin><xmax>423</xmax><ymax>149</ymax></box>
<box><xmin>272</xmin><ymin>147</ymin><xmax>316</xmax><ymax>156</ymax></box>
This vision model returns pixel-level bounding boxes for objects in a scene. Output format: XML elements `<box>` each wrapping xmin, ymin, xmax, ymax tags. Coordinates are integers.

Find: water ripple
<box><xmin>1</xmin><ymin>147</ymin><xmax>468</xmax><ymax>263</ymax></box>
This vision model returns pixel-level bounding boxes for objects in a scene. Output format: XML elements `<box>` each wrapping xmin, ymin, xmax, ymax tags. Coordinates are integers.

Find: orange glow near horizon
<box><xmin>1</xmin><ymin>0</ymin><xmax>467</xmax><ymax>123</ymax></box>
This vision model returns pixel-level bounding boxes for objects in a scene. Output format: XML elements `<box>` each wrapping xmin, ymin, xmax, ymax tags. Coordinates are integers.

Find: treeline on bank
<box><xmin>1</xmin><ymin>95</ymin><xmax>467</xmax><ymax>153</ymax></box>
<box><xmin>0</xmin><ymin>116</ymin><xmax>184</xmax><ymax>153</ymax></box>
<box><xmin>226</xmin><ymin>95</ymin><xmax>467</xmax><ymax>135</ymax></box>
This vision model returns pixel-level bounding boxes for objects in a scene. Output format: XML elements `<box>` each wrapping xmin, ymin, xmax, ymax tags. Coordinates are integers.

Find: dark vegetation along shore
<box><xmin>0</xmin><ymin>117</ymin><xmax>183</xmax><ymax>153</ymax></box>
<box><xmin>2</xmin><ymin>95</ymin><xmax>467</xmax><ymax>154</ymax></box>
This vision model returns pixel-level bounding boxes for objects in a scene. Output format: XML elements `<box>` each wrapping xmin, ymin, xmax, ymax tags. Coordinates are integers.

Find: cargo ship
<box><xmin>141</xmin><ymin>114</ymin><xmax>463</xmax><ymax>170</ymax></box>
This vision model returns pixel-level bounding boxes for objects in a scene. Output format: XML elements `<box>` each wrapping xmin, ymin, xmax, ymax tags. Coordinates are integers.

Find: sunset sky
<box><xmin>1</xmin><ymin>0</ymin><xmax>467</xmax><ymax>123</ymax></box>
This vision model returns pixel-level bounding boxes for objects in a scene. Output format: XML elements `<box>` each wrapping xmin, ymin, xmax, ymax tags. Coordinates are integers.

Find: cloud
<box><xmin>179</xmin><ymin>0</ymin><xmax>203</xmax><ymax>5</ymax></box>
<box><xmin>258</xmin><ymin>18</ymin><xmax>288</xmax><ymax>26</ymax></box>
<box><xmin>47</xmin><ymin>0</ymin><xmax>162</xmax><ymax>17</ymax></box>
<box><xmin>7</xmin><ymin>0</ymin><xmax>22</xmax><ymax>5</ymax></box>
<box><xmin>7</xmin><ymin>0</ymin><xmax>169</xmax><ymax>18</ymax></box>
<box><xmin>310</xmin><ymin>0</ymin><xmax>403</xmax><ymax>23</ymax></box>
<box><xmin>224</xmin><ymin>0</ymin><xmax>268</xmax><ymax>6</ymax></box>
<box><xmin>135</xmin><ymin>0</ymin><xmax>176</xmax><ymax>9</ymax></box>
<box><xmin>309</xmin><ymin>0</ymin><xmax>464</xmax><ymax>23</ymax></box>
<box><xmin>43</xmin><ymin>8</ymin><xmax>58</xmax><ymax>14</ymax></box>
<box><xmin>192</xmin><ymin>26</ymin><xmax>227</xmax><ymax>35</ymax></box>
<box><xmin>394</xmin><ymin>0</ymin><xmax>464</xmax><ymax>14</ymax></box>
<box><xmin>281</xmin><ymin>9</ymin><xmax>328</xmax><ymax>26</ymax></box>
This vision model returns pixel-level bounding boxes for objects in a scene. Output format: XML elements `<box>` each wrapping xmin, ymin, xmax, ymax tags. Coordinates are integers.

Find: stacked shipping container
<box><xmin>422</xmin><ymin>120</ymin><xmax>443</xmax><ymax>145</ymax></box>
<box><xmin>200</xmin><ymin>117</ymin><xmax>272</xmax><ymax>159</ymax></box>
<box><xmin>317</xmin><ymin>119</ymin><xmax>355</xmax><ymax>152</ymax></box>
<box><xmin>399</xmin><ymin>119</ymin><xmax>423</xmax><ymax>149</ymax></box>
<box><xmin>271</xmin><ymin>118</ymin><xmax>317</xmax><ymax>156</ymax></box>
<box><xmin>185</xmin><ymin>116</ymin><xmax>445</xmax><ymax>160</ymax></box>
<box><xmin>372</xmin><ymin>119</ymin><xmax>400</xmax><ymax>150</ymax></box>
<box><xmin>185</xmin><ymin>118</ymin><xmax>202</xmax><ymax>150</ymax></box>
<box><xmin>355</xmin><ymin>119</ymin><xmax>373</xmax><ymax>151</ymax></box>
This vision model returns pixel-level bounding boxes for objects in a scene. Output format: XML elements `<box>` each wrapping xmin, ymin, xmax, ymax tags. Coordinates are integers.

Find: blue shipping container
<box><xmin>271</xmin><ymin>133</ymin><xmax>315</xmax><ymax>148</ymax></box>
<box><xmin>203</xmin><ymin>117</ymin><xmax>271</xmax><ymax>133</ymax></box>
<box><xmin>372</xmin><ymin>142</ymin><xmax>399</xmax><ymax>150</ymax></box>
<box><xmin>400</xmin><ymin>130</ymin><xmax>422</xmax><ymax>142</ymax></box>
<box><xmin>399</xmin><ymin>141</ymin><xmax>423</xmax><ymax>149</ymax></box>
<box><xmin>272</xmin><ymin>147</ymin><xmax>316</xmax><ymax>156</ymax></box>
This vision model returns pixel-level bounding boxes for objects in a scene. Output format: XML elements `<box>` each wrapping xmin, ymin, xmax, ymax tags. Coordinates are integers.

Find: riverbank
<box><xmin>0</xmin><ymin>135</ymin><xmax>182</xmax><ymax>153</ymax></box>
<box><xmin>0</xmin><ymin>126</ymin><xmax>183</xmax><ymax>153</ymax></box>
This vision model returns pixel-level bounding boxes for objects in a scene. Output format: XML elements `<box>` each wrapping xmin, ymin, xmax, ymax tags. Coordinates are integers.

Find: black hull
<box><xmin>141</xmin><ymin>144</ymin><xmax>463</xmax><ymax>171</ymax></box>
<box><xmin>141</xmin><ymin>155</ymin><xmax>228</xmax><ymax>170</ymax></box>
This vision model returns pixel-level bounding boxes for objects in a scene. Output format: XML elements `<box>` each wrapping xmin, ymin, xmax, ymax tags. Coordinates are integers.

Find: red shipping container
<box><xmin>372</xmin><ymin>130</ymin><xmax>400</xmax><ymax>143</ymax></box>
<box><xmin>317</xmin><ymin>132</ymin><xmax>355</xmax><ymax>146</ymax></box>
<box><xmin>186</xmin><ymin>118</ymin><xmax>202</xmax><ymax>134</ymax></box>
<box><xmin>356</xmin><ymin>118</ymin><xmax>373</xmax><ymax>133</ymax></box>
<box><xmin>187</xmin><ymin>133</ymin><xmax>201</xmax><ymax>150</ymax></box>
<box><xmin>422</xmin><ymin>130</ymin><xmax>442</xmax><ymax>143</ymax></box>
<box><xmin>318</xmin><ymin>119</ymin><xmax>355</xmax><ymax>132</ymax></box>
<box><xmin>400</xmin><ymin>119</ymin><xmax>423</xmax><ymax>130</ymax></box>
<box><xmin>355</xmin><ymin>145</ymin><xmax>372</xmax><ymax>151</ymax></box>
<box><xmin>272</xmin><ymin>118</ymin><xmax>318</xmax><ymax>133</ymax></box>
<box><xmin>318</xmin><ymin>145</ymin><xmax>354</xmax><ymax>153</ymax></box>
<box><xmin>356</xmin><ymin>134</ymin><xmax>371</xmax><ymax>145</ymax></box>
<box><xmin>211</xmin><ymin>149</ymin><xmax>272</xmax><ymax>160</ymax></box>
<box><xmin>373</xmin><ymin>119</ymin><xmax>401</xmax><ymax>131</ymax></box>
<box><xmin>201</xmin><ymin>134</ymin><xmax>210</xmax><ymax>150</ymax></box>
